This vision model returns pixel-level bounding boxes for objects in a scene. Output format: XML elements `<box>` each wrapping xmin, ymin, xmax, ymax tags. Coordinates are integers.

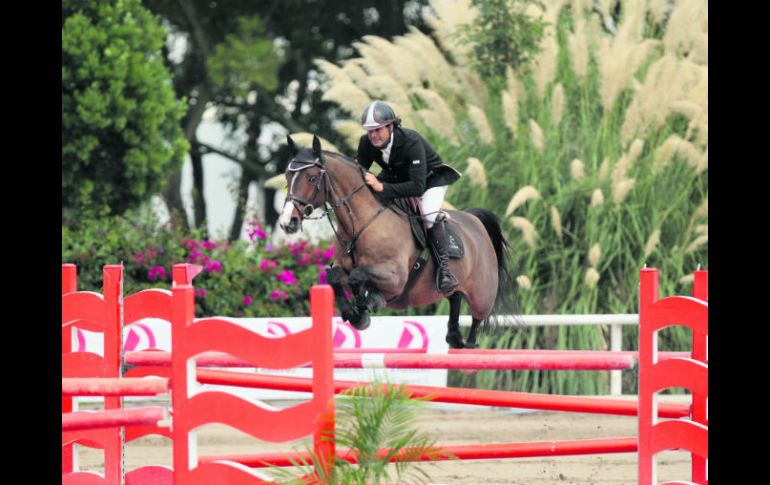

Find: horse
<box><xmin>278</xmin><ymin>135</ymin><xmax>516</xmax><ymax>348</ymax></box>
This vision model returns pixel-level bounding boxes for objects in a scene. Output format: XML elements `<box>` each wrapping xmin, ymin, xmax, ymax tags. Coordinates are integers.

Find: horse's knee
<box><xmin>325</xmin><ymin>266</ymin><xmax>345</xmax><ymax>287</ymax></box>
<box><xmin>348</xmin><ymin>268</ymin><xmax>368</xmax><ymax>288</ymax></box>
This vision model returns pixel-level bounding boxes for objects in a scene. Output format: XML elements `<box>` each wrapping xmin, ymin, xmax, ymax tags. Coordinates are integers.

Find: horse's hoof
<box><xmin>342</xmin><ymin>309</ymin><xmax>358</xmax><ymax>324</ymax></box>
<box><xmin>350</xmin><ymin>312</ymin><xmax>371</xmax><ymax>331</ymax></box>
<box><xmin>446</xmin><ymin>334</ymin><xmax>464</xmax><ymax>349</ymax></box>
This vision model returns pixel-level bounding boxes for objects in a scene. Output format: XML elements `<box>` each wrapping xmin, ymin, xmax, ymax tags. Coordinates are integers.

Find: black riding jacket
<box><xmin>355</xmin><ymin>126</ymin><xmax>461</xmax><ymax>202</ymax></box>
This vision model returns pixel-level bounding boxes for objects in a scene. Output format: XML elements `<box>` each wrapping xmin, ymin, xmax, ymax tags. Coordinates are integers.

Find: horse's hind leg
<box><xmin>445</xmin><ymin>293</ymin><xmax>465</xmax><ymax>349</ymax></box>
<box><xmin>446</xmin><ymin>293</ymin><xmax>481</xmax><ymax>349</ymax></box>
<box><xmin>466</xmin><ymin>318</ymin><xmax>482</xmax><ymax>348</ymax></box>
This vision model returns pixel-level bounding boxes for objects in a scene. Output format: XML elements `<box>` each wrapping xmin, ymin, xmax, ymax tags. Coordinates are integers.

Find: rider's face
<box><xmin>366</xmin><ymin>125</ymin><xmax>391</xmax><ymax>148</ymax></box>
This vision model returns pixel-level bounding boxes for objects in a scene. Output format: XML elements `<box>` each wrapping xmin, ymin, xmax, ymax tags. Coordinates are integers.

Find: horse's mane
<box><xmin>322</xmin><ymin>150</ymin><xmax>358</xmax><ymax>168</ymax></box>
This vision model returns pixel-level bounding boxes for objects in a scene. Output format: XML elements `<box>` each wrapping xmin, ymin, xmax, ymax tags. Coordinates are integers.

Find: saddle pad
<box><xmin>392</xmin><ymin>197</ymin><xmax>464</xmax><ymax>259</ymax></box>
<box><xmin>393</xmin><ymin>197</ymin><xmax>428</xmax><ymax>249</ymax></box>
<box><xmin>445</xmin><ymin>222</ymin><xmax>464</xmax><ymax>259</ymax></box>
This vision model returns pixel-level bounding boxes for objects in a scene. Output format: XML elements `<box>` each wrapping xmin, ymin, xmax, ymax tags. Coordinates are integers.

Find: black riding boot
<box><xmin>429</xmin><ymin>219</ymin><xmax>459</xmax><ymax>294</ymax></box>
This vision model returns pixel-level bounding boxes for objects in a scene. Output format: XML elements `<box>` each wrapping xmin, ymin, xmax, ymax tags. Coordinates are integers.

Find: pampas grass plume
<box><xmin>598</xmin><ymin>157</ymin><xmax>610</xmax><ymax>181</ymax></box>
<box><xmin>685</xmin><ymin>234</ymin><xmax>708</xmax><ymax>254</ymax></box>
<box><xmin>467</xmin><ymin>104</ymin><xmax>494</xmax><ymax>144</ymax></box>
<box><xmin>612</xmin><ymin>178</ymin><xmax>636</xmax><ymax>206</ymax></box>
<box><xmin>584</xmin><ymin>267</ymin><xmax>600</xmax><ymax>288</ymax></box>
<box><xmin>336</xmin><ymin>120</ymin><xmax>365</xmax><ymax>150</ymax></box>
<box><xmin>465</xmin><ymin>157</ymin><xmax>487</xmax><ymax>188</ymax></box>
<box><xmin>588</xmin><ymin>243</ymin><xmax>601</xmax><ymax>266</ymax></box>
<box><xmin>679</xmin><ymin>273</ymin><xmax>695</xmax><ymax>285</ymax></box>
<box><xmin>510</xmin><ymin>216</ymin><xmax>539</xmax><ymax>247</ymax></box>
<box><xmin>570</xmin><ymin>159</ymin><xmax>585</xmax><ymax>180</ymax></box>
<box><xmin>691</xmin><ymin>199</ymin><xmax>708</xmax><ymax>223</ymax></box>
<box><xmin>644</xmin><ymin>228</ymin><xmax>661</xmax><ymax>258</ymax></box>
<box><xmin>627</xmin><ymin>138</ymin><xmax>645</xmax><ymax>164</ymax></box>
<box><xmin>552</xmin><ymin>84</ymin><xmax>565</xmax><ymax>125</ymax></box>
<box><xmin>653</xmin><ymin>135</ymin><xmax>681</xmax><ymax>173</ymax></box>
<box><xmin>502</xmin><ymin>91</ymin><xmax>518</xmax><ymax>136</ymax></box>
<box><xmin>529</xmin><ymin>119</ymin><xmax>545</xmax><ymax>154</ymax></box>
<box><xmin>550</xmin><ymin>206</ymin><xmax>563</xmax><ymax>241</ymax></box>
<box><xmin>516</xmin><ymin>275</ymin><xmax>532</xmax><ymax>290</ymax></box>
<box><xmin>506</xmin><ymin>186</ymin><xmax>542</xmax><ymax>216</ymax></box>
<box><xmin>591</xmin><ymin>188</ymin><xmax>605</xmax><ymax>207</ymax></box>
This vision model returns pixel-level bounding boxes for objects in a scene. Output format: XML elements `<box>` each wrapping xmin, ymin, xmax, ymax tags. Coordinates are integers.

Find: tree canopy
<box><xmin>62</xmin><ymin>0</ymin><xmax>189</xmax><ymax>221</ymax></box>
<box><xmin>142</xmin><ymin>0</ymin><xmax>429</xmax><ymax>238</ymax></box>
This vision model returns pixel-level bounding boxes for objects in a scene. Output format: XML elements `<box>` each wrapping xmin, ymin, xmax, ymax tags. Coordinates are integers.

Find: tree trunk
<box><xmin>160</xmin><ymin>168</ymin><xmax>190</xmax><ymax>232</ymax></box>
<box><xmin>228</xmin><ymin>173</ymin><xmax>252</xmax><ymax>242</ymax></box>
<box><xmin>190</xmin><ymin>140</ymin><xmax>207</xmax><ymax>230</ymax></box>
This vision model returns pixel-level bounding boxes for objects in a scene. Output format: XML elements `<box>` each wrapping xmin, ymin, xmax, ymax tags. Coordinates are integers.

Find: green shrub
<box><xmin>62</xmin><ymin>211</ymin><xmax>334</xmax><ymax>317</ymax></box>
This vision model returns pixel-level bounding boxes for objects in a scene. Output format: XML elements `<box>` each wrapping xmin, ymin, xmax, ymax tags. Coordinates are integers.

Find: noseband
<box><xmin>285</xmin><ymin>157</ymin><xmax>327</xmax><ymax>218</ymax></box>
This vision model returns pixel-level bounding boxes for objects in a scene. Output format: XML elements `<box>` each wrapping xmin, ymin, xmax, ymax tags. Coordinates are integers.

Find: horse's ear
<box><xmin>286</xmin><ymin>135</ymin><xmax>299</xmax><ymax>156</ymax></box>
<box><xmin>312</xmin><ymin>135</ymin><xmax>322</xmax><ymax>158</ymax></box>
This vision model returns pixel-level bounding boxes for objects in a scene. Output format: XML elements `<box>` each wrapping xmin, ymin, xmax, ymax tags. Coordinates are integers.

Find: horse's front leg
<box><xmin>344</xmin><ymin>265</ymin><xmax>393</xmax><ymax>330</ymax></box>
<box><xmin>325</xmin><ymin>265</ymin><xmax>360</xmax><ymax>325</ymax></box>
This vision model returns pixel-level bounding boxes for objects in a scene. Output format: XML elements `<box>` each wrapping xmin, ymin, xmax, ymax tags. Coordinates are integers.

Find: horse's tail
<box><xmin>465</xmin><ymin>208</ymin><xmax>519</xmax><ymax>326</ymax></box>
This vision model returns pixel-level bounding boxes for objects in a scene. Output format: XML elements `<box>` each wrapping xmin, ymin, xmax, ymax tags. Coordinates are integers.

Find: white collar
<box><xmin>380</xmin><ymin>131</ymin><xmax>395</xmax><ymax>162</ymax></box>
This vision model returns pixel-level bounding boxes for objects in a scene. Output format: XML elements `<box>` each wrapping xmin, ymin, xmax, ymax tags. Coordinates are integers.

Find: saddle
<box><xmin>392</xmin><ymin>197</ymin><xmax>464</xmax><ymax>258</ymax></box>
<box><xmin>385</xmin><ymin>198</ymin><xmax>465</xmax><ymax>305</ymax></box>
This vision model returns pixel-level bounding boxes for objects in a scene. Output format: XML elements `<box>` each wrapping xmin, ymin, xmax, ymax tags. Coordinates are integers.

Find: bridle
<box><xmin>284</xmin><ymin>152</ymin><xmax>388</xmax><ymax>267</ymax></box>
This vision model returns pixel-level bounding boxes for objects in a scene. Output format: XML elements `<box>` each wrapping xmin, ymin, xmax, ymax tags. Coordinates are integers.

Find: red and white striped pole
<box><xmin>62</xmin><ymin>407</ymin><xmax>168</xmax><ymax>432</ymax></box>
<box><xmin>200</xmin><ymin>436</ymin><xmax>638</xmax><ymax>467</ymax></box>
<box><xmin>125</xmin><ymin>350</ymin><xmax>638</xmax><ymax>371</ymax></box>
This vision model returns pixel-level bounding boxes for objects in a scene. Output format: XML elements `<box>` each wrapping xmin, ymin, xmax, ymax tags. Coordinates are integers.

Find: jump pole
<box><xmin>194</xmin><ymin>370</ymin><xmax>690</xmax><ymax>418</ymax></box>
<box><xmin>62</xmin><ymin>406</ymin><xmax>168</xmax><ymax>432</ymax></box>
<box><xmin>200</xmin><ymin>436</ymin><xmax>639</xmax><ymax>467</ymax></box>
<box><xmin>124</xmin><ymin>350</ymin><xmax>637</xmax><ymax>371</ymax></box>
<box><xmin>62</xmin><ymin>377</ymin><xmax>168</xmax><ymax>397</ymax></box>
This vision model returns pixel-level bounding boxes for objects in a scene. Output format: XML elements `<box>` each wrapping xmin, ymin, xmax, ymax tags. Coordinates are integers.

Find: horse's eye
<box><xmin>309</xmin><ymin>175</ymin><xmax>318</xmax><ymax>183</ymax></box>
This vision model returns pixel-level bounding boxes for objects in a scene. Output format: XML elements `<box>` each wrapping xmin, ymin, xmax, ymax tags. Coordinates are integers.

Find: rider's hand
<box><xmin>364</xmin><ymin>172</ymin><xmax>384</xmax><ymax>192</ymax></box>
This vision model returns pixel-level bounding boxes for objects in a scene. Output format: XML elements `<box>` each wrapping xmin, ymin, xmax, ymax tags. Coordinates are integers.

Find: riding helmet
<box><xmin>360</xmin><ymin>100</ymin><xmax>399</xmax><ymax>131</ymax></box>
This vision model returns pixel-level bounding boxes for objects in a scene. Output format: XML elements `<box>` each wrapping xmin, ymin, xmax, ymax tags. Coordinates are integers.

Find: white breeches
<box><xmin>421</xmin><ymin>185</ymin><xmax>449</xmax><ymax>228</ymax></box>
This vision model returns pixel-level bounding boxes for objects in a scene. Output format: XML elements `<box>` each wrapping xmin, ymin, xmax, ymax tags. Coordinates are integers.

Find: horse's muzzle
<box><xmin>282</xmin><ymin>217</ymin><xmax>300</xmax><ymax>234</ymax></box>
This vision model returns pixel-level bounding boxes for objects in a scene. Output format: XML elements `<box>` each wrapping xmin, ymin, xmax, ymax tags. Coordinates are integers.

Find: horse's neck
<box><xmin>327</xmin><ymin>157</ymin><xmax>398</xmax><ymax>240</ymax></box>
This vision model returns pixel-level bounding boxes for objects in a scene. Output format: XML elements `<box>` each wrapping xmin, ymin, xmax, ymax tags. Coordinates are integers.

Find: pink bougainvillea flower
<box><xmin>322</xmin><ymin>245</ymin><xmax>335</xmax><ymax>260</ymax></box>
<box><xmin>242</xmin><ymin>295</ymin><xmax>254</xmax><ymax>305</ymax></box>
<box><xmin>270</xmin><ymin>289</ymin><xmax>289</xmax><ymax>301</ymax></box>
<box><xmin>148</xmin><ymin>265</ymin><xmax>166</xmax><ymax>281</ymax></box>
<box><xmin>205</xmin><ymin>260</ymin><xmax>223</xmax><ymax>273</ymax></box>
<box><xmin>297</xmin><ymin>253</ymin><xmax>312</xmax><ymax>267</ymax></box>
<box><xmin>287</xmin><ymin>241</ymin><xmax>307</xmax><ymax>255</ymax></box>
<box><xmin>276</xmin><ymin>269</ymin><xmax>298</xmax><ymax>285</ymax></box>
<box><xmin>318</xmin><ymin>269</ymin><xmax>327</xmax><ymax>285</ymax></box>
<box><xmin>259</xmin><ymin>259</ymin><xmax>279</xmax><ymax>272</ymax></box>
<box><xmin>195</xmin><ymin>288</ymin><xmax>207</xmax><ymax>298</ymax></box>
<box><xmin>248</xmin><ymin>224</ymin><xmax>268</xmax><ymax>241</ymax></box>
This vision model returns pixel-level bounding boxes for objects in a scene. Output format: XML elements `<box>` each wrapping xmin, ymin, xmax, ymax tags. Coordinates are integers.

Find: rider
<box><xmin>355</xmin><ymin>100</ymin><xmax>462</xmax><ymax>294</ymax></box>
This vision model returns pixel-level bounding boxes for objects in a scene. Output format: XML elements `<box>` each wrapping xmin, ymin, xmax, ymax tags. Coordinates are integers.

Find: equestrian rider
<box><xmin>355</xmin><ymin>100</ymin><xmax>462</xmax><ymax>294</ymax></box>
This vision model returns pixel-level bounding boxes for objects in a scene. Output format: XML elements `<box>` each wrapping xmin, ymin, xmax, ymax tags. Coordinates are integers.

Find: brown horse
<box><xmin>279</xmin><ymin>135</ymin><xmax>515</xmax><ymax>348</ymax></box>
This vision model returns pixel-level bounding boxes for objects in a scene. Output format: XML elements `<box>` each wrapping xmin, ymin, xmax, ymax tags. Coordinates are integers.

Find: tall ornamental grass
<box><xmin>316</xmin><ymin>0</ymin><xmax>707</xmax><ymax>394</ymax></box>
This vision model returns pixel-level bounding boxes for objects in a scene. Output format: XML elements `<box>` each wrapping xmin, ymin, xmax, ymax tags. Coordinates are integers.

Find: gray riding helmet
<box><xmin>360</xmin><ymin>100</ymin><xmax>398</xmax><ymax>131</ymax></box>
